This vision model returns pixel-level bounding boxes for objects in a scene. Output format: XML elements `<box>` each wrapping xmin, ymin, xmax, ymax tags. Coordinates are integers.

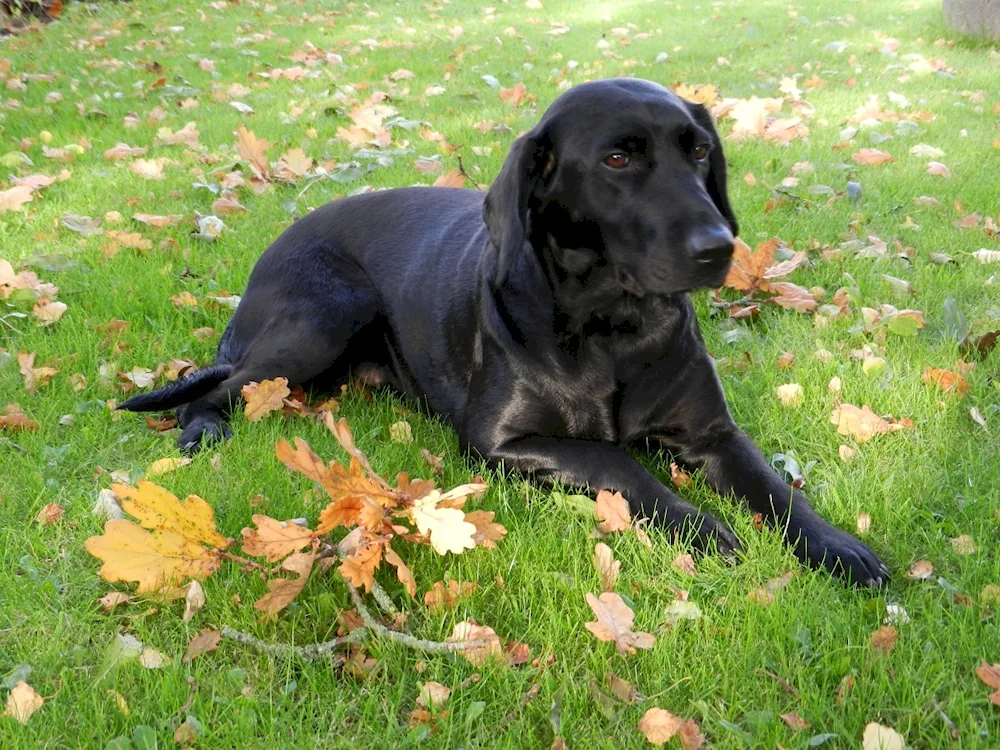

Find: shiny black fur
<box><xmin>120</xmin><ymin>79</ymin><xmax>888</xmax><ymax>586</ymax></box>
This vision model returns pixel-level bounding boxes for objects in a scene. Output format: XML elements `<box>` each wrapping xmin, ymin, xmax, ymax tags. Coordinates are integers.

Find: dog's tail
<box><xmin>117</xmin><ymin>364</ymin><xmax>233</xmax><ymax>412</ymax></box>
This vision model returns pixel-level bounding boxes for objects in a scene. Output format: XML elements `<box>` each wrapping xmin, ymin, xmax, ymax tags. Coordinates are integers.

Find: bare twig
<box><xmin>220</xmin><ymin>625</ymin><xmax>365</xmax><ymax>661</ymax></box>
<box><xmin>370</xmin><ymin>579</ymin><xmax>399</xmax><ymax>618</ymax></box>
<box><xmin>220</xmin><ymin>552</ymin><xmax>270</xmax><ymax>574</ymax></box>
<box><xmin>757</xmin><ymin>667</ymin><xmax>800</xmax><ymax>699</ymax></box>
<box><xmin>347</xmin><ymin>581</ymin><xmax>491</xmax><ymax>654</ymax></box>
<box><xmin>710</xmin><ymin>295</ymin><xmax>754</xmax><ymax>310</ymax></box>
<box><xmin>222</xmin><ymin>581</ymin><xmax>491</xmax><ymax>660</ymax></box>
<box><xmin>503</xmin><ymin>683</ymin><xmax>541</xmax><ymax>725</ymax></box>
<box><xmin>456</xmin><ymin>155</ymin><xmax>476</xmax><ymax>188</ymax></box>
<box><xmin>0</xmin><ymin>437</ymin><xmax>26</xmax><ymax>454</ymax></box>
<box><xmin>931</xmin><ymin>698</ymin><xmax>959</xmax><ymax>741</ymax></box>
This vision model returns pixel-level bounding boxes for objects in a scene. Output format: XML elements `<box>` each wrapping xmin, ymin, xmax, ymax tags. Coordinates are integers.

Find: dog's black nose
<box><xmin>688</xmin><ymin>226</ymin><xmax>735</xmax><ymax>265</ymax></box>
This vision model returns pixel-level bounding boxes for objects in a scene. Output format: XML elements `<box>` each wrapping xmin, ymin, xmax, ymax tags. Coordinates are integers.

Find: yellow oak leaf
<box><xmin>830</xmin><ymin>403</ymin><xmax>909</xmax><ymax>443</ymax></box>
<box><xmin>235</xmin><ymin>125</ymin><xmax>270</xmax><ymax>180</ymax></box>
<box><xmin>253</xmin><ymin>551</ymin><xmax>315</xmax><ymax>616</ymax></box>
<box><xmin>240</xmin><ymin>514</ymin><xmax>315</xmax><ymax>562</ymax></box>
<box><xmin>242</xmin><ymin>377</ymin><xmax>290</xmax><ymax>422</ymax></box>
<box><xmin>339</xmin><ymin>537</ymin><xmax>383</xmax><ymax>592</ymax></box>
<box><xmin>585</xmin><ymin>592</ymin><xmax>655</xmax><ymax>655</ymax></box>
<box><xmin>637</xmin><ymin>708</ymin><xmax>704</xmax><ymax>748</ymax></box>
<box><xmin>112</xmin><ymin>481</ymin><xmax>231</xmax><ymax>549</ymax></box>
<box><xmin>84</xmin><ymin>519</ymin><xmax>221</xmax><ymax>593</ymax></box>
<box><xmin>446</xmin><ymin>620</ymin><xmax>503</xmax><ymax>665</ymax></box>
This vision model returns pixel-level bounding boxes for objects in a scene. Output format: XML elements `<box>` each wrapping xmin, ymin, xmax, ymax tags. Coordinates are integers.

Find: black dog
<box><xmin>121</xmin><ymin>78</ymin><xmax>888</xmax><ymax>586</ymax></box>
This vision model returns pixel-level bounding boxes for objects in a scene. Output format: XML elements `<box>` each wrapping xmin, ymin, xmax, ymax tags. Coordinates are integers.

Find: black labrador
<box><xmin>121</xmin><ymin>78</ymin><xmax>888</xmax><ymax>586</ymax></box>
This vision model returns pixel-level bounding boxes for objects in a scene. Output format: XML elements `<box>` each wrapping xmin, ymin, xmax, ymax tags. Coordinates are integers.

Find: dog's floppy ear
<box><xmin>483</xmin><ymin>129</ymin><xmax>551</xmax><ymax>290</ymax></box>
<box><xmin>686</xmin><ymin>101</ymin><xmax>739</xmax><ymax>237</ymax></box>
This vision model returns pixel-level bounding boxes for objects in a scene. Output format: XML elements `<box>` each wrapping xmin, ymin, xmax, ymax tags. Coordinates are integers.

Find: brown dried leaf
<box><xmin>253</xmin><ymin>551</ymin><xmax>315</xmax><ymax>616</ymax></box>
<box><xmin>182</xmin><ymin>628</ymin><xmax>221</xmax><ymax>663</ymax></box>
<box><xmin>235</xmin><ymin>125</ymin><xmax>270</xmax><ymax>180</ymax></box>
<box><xmin>463</xmin><ymin>509</ymin><xmax>507</xmax><ymax>548</ymax></box>
<box><xmin>922</xmin><ymin>367</ymin><xmax>969</xmax><ymax>397</ymax></box>
<box><xmin>424</xmin><ymin>579</ymin><xmax>478</xmax><ymax>611</ymax></box>
<box><xmin>852</xmin><ymin>148</ymin><xmax>894</xmax><ymax>166</ymax></box>
<box><xmin>383</xmin><ymin>543</ymin><xmax>417</xmax><ymax>597</ymax></box>
<box><xmin>830</xmin><ymin>403</ymin><xmax>908</xmax><ymax>443</ymax></box>
<box><xmin>585</xmin><ymin>592</ymin><xmax>655</xmax><ymax>655</ymax></box>
<box><xmin>871</xmin><ymin>625</ymin><xmax>897</xmax><ymax>654</ymax></box>
<box><xmin>593</xmin><ymin>542</ymin><xmax>620</xmax><ymax>591</ymax></box>
<box><xmin>447</xmin><ymin>620</ymin><xmax>503</xmax><ymax>665</ymax></box>
<box><xmin>4</xmin><ymin>682</ymin><xmax>44</xmax><ymax>724</ymax></box>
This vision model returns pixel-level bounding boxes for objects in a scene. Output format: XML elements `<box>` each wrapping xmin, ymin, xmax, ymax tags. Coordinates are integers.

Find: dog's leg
<box><xmin>487</xmin><ymin>436</ymin><xmax>740</xmax><ymax>556</ymax></box>
<box><xmin>678</xmin><ymin>424</ymin><xmax>889</xmax><ymax>586</ymax></box>
<box><xmin>177</xmin><ymin>284</ymin><xmax>381</xmax><ymax>453</ymax></box>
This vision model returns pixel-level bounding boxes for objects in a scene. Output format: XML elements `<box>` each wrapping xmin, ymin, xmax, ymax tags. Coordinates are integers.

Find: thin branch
<box><xmin>347</xmin><ymin>580</ymin><xmax>491</xmax><ymax>654</ymax></box>
<box><xmin>456</xmin><ymin>155</ymin><xmax>477</xmax><ymax>188</ymax></box>
<box><xmin>931</xmin><ymin>698</ymin><xmax>959</xmax><ymax>741</ymax></box>
<box><xmin>710</xmin><ymin>295</ymin><xmax>754</xmax><ymax>310</ymax></box>
<box><xmin>757</xmin><ymin>667</ymin><xmax>800</xmax><ymax>699</ymax></box>
<box><xmin>220</xmin><ymin>552</ymin><xmax>270</xmax><ymax>574</ymax></box>
<box><xmin>370</xmin><ymin>579</ymin><xmax>399</xmax><ymax>618</ymax></box>
<box><xmin>220</xmin><ymin>625</ymin><xmax>365</xmax><ymax>661</ymax></box>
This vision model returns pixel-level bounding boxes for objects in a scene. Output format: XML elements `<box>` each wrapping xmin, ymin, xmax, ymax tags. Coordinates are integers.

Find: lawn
<box><xmin>2</xmin><ymin>0</ymin><xmax>1000</xmax><ymax>746</ymax></box>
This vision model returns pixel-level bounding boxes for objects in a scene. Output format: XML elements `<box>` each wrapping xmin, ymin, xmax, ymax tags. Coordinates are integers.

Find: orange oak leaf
<box><xmin>424</xmin><ymin>579</ymin><xmax>478</xmax><ymax>611</ymax></box>
<box><xmin>922</xmin><ymin>367</ymin><xmax>969</xmax><ymax>397</ymax></box>
<box><xmin>242</xmin><ymin>377</ymin><xmax>291</xmax><ymax>421</ymax></box>
<box><xmin>240</xmin><ymin>514</ymin><xmax>315</xmax><ymax>562</ymax></box>
<box><xmin>383</xmin><ymin>543</ymin><xmax>416</xmax><ymax>597</ymax></box>
<box><xmin>595</xmin><ymin>489</ymin><xmax>631</xmax><ymax>533</ymax></box>
<box><xmin>830</xmin><ymin>403</ymin><xmax>909</xmax><ymax>443</ymax></box>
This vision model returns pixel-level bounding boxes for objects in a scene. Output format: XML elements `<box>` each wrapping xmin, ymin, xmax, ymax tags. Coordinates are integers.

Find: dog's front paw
<box><xmin>798</xmin><ymin>524</ymin><xmax>889</xmax><ymax>588</ymax></box>
<box><xmin>688</xmin><ymin>515</ymin><xmax>742</xmax><ymax>563</ymax></box>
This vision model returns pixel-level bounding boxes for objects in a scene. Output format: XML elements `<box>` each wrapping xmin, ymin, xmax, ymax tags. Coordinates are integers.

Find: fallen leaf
<box><xmin>146</xmin><ymin>457</ymin><xmax>192</xmax><ymax>477</ymax></box>
<box><xmin>830</xmin><ymin>403</ymin><xmax>908</xmax><ymax>443</ymax></box>
<box><xmin>408</xmin><ymin>491</ymin><xmax>477</xmax><ymax>555</ymax></box>
<box><xmin>447</xmin><ymin>620</ymin><xmax>503</xmax><ymax>665</ymax></box>
<box><xmin>4</xmin><ymin>681</ymin><xmax>43</xmax><ymax>724</ymax></box>
<box><xmin>862</xmin><ymin>722</ymin><xmax>905</xmax><ymax>750</ymax></box>
<box><xmin>852</xmin><ymin>148</ymin><xmax>894</xmax><ymax>166</ymax></box>
<box><xmin>585</xmin><ymin>592</ymin><xmax>655</xmax><ymax>655</ymax></box>
<box><xmin>0</xmin><ymin>185</ymin><xmax>34</xmax><ymax>214</ymax></box>
<box><xmin>338</xmin><ymin>534</ymin><xmax>383</xmax><ymax>592</ymax></box>
<box><xmin>417</xmin><ymin>681</ymin><xmax>452</xmax><ymax>709</ymax></box>
<box><xmin>780</xmin><ymin>712</ymin><xmax>810</xmax><ymax>731</ymax></box>
<box><xmin>922</xmin><ymin>367</ymin><xmax>969</xmax><ymax>397</ymax></box>
<box><xmin>240</xmin><ymin>514</ymin><xmax>315</xmax><ymax>562</ymax></box>
<box><xmin>594</xmin><ymin>542</ymin><xmax>621</xmax><ymax>591</ymax></box>
<box><xmin>32</xmin><ymin>299</ymin><xmax>67</xmax><ymax>326</ymax></box>
<box><xmin>235</xmin><ymin>125</ymin><xmax>270</xmax><ymax>180</ymax></box>
<box><xmin>606</xmin><ymin>673</ymin><xmax>638</xmax><ymax>703</ymax></box>
<box><xmin>0</xmin><ymin>403</ymin><xmax>39</xmax><ymax>432</ymax></box>
<box><xmin>907</xmin><ymin>560</ymin><xmax>933</xmax><ymax>579</ymax></box>
<box><xmin>253</xmin><ymin>551</ymin><xmax>315</xmax><ymax>616</ymax></box>
<box><xmin>595</xmin><ymin>489</ymin><xmax>631</xmax><ymax>533</ymax></box>
<box><xmin>950</xmin><ymin>535</ymin><xmax>975</xmax><ymax>555</ymax></box>
<box><xmin>972</xmin><ymin>249</ymin><xmax>1000</xmax><ymax>264</ymax></box>
<box><xmin>776</xmin><ymin>383</ymin><xmax>804</xmax><ymax>407</ymax></box>
<box><xmin>637</xmin><ymin>708</ymin><xmax>704</xmax><ymax>748</ymax></box>
<box><xmin>424</xmin><ymin>579</ymin><xmax>478</xmax><ymax>611</ymax></box>
<box><xmin>433</xmin><ymin>169</ymin><xmax>467</xmax><ymax>188</ymax></box>
<box><xmin>129</xmin><ymin>158</ymin><xmax>167</xmax><ymax>180</ymax></box>
<box><xmin>182</xmin><ymin>628</ymin><xmax>221</xmax><ymax>663</ymax></box>
<box><xmin>671</xmin><ymin>553</ymin><xmax>696</xmax><ymax>577</ymax></box>
<box><xmin>35</xmin><ymin>503</ymin><xmax>64</xmax><ymax>525</ymax></box>
<box><xmin>242</xmin><ymin>377</ymin><xmax>291</xmax><ymax>421</ymax></box>
<box><xmin>871</xmin><ymin>625</ymin><xmax>897</xmax><ymax>654</ymax></box>
<box><xmin>926</xmin><ymin>161</ymin><xmax>951</xmax><ymax>177</ymax></box>
<box><xmin>464</xmin><ymin>509</ymin><xmax>507</xmax><ymax>549</ymax></box>
<box><xmin>182</xmin><ymin>580</ymin><xmax>206</xmax><ymax>623</ymax></box>
<box><xmin>139</xmin><ymin>647</ymin><xmax>166</xmax><ymax>669</ymax></box>
<box><xmin>857</xmin><ymin>513</ymin><xmax>872</xmax><ymax>535</ymax></box>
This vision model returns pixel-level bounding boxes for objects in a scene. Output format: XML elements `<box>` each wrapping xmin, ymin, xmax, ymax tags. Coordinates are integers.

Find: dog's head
<box><xmin>484</xmin><ymin>78</ymin><xmax>738</xmax><ymax>298</ymax></box>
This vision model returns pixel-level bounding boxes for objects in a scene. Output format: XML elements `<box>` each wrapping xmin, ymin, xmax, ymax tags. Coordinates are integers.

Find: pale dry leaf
<box><xmin>4</xmin><ymin>682</ymin><xmax>43</xmax><ymax>724</ymax></box>
<box><xmin>907</xmin><ymin>560</ymin><xmax>933</xmax><ymax>579</ymax></box>
<box><xmin>950</xmin><ymin>535</ymin><xmax>976</xmax><ymax>555</ymax></box>
<box><xmin>585</xmin><ymin>592</ymin><xmax>655</xmax><ymax>655</ymax></box>
<box><xmin>242</xmin><ymin>377</ymin><xmax>291</xmax><ymax>421</ymax></box>
<box><xmin>147</xmin><ymin>457</ymin><xmax>192</xmax><ymax>477</ymax></box>
<box><xmin>183</xmin><ymin>580</ymin><xmax>206</xmax><ymax>623</ymax></box>
<box><xmin>671</xmin><ymin>553</ymin><xmax>696</xmax><ymax>577</ymax></box>
<box><xmin>780</xmin><ymin>712</ymin><xmax>810</xmax><ymax>731</ymax></box>
<box><xmin>463</xmin><ymin>509</ymin><xmax>507</xmax><ymax>549</ymax></box>
<box><xmin>593</xmin><ymin>542</ymin><xmax>621</xmax><ymax>591</ymax></box>
<box><xmin>408</xmin><ymin>491</ymin><xmax>477</xmax><ymax>555</ymax></box>
<box><xmin>852</xmin><ymin>148</ymin><xmax>894</xmax><ymax>166</ymax></box>
<box><xmin>862</xmin><ymin>722</ymin><xmax>905</xmax><ymax>750</ymax></box>
<box><xmin>32</xmin><ymin>299</ymin><xmax>67</xmax><ymax>326</ymax></box>
<box><xmin>424</xmin><ymin>579</ymin><xmax>478</xmax><ymax>611</ymax></box>
<box><xmin>416</xmin><ymin>681</ymin><xmax>451</xmax><ymax>709</ymax></box>
<box><xmin>830</xmin><ymin>403</ymin><xmax>907</xmax><ymax>443</ymax></box>
<box><xmin>447</xmin><ymin>620</ymin><xmax>503</xmax><ymax>666</ymax></box>
<box><xmin>871</xmin><ymin>625</ymin><xmax>897</xmax><ymax>654</ymax></box>
<box><xmin>595</xmin><ymin>489</ymin><xmax>631</xmax><ymax>533</ymax></box>
<box><xmin>776</xmin><ymin>383</ymin><xmax>804</xmax><ymax>407</ymax></box>
<box><xmin>926</xmin><ymin>161</ymin><xmax>951</xmax><ymax>177</ymax></box>
<box><xmin>0</xmin><ymin>185</ymin><xmax>34</xmax><ymax>214</ymax></box>
<box><xmin>139</xmin><ymin>647</ymin><xmax>166</xmax><ymax>669</ymax></box>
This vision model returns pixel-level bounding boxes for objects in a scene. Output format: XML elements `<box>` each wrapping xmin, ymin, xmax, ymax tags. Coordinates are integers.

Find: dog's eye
<box><xmin>603</xmin><ymin>152</ymin><xmax>630</xmax><ymax>169</ymax></box>
<box><xmin>693</xmin><ymin>144</ymin><xmax>710</xmax><ymax>161</ymax></box>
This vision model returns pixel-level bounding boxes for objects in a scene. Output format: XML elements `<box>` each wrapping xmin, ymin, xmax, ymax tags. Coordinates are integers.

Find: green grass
<box><xmin>2</xmin><ymin>0</ymin><xmax>1000</xmax><ymax>746</ymax></box>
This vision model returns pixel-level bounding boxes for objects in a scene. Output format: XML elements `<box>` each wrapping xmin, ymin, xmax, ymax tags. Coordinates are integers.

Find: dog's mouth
<box><xmin>616</xmin><ymin>268</ymin><xmax>646</xmax><ymax>298</ymax></box>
